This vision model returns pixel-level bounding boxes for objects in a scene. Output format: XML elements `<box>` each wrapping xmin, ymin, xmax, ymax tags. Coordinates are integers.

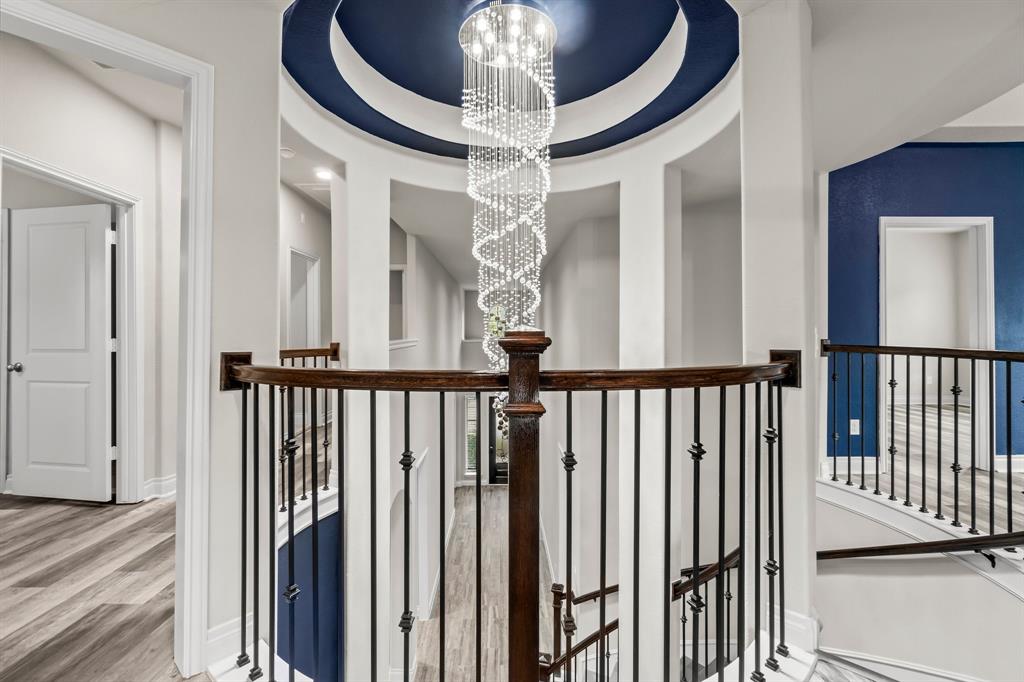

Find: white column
<box><xmin>739</xmin><ymin>0</ymin><xmax>819</xmax><ymax>651</ymax></box>
<box><xmin>617</xmin><ymin>163</ymin><xmax>682</xmax><ymax>680</ymax></box>
<box><xmin>330</xmin><ymin>165</ymin><xmax>391</xmax><ymax>680</ymax></box>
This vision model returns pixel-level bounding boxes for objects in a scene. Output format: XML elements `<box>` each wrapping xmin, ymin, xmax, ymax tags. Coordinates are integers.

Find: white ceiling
<box><xmin>391</xmin><ymin>181</ymin><xmax>619</xmax><ymax>288</ymax></box>
<box><xmin>40</xmin><ymin>42</ymin><xmax>184</xmax><ymax>127</ymax></box>
<box><xmin>280</xmin><ymin>120</ymin><xmax>345</xmax><ymax>210</ymax></box>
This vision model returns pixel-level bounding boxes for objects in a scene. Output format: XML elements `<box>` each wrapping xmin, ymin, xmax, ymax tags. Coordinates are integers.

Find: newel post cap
<box><xmin>498</xmin><ymin>329</ymin><xmax>552</xmax><ymax>355</ymax></box>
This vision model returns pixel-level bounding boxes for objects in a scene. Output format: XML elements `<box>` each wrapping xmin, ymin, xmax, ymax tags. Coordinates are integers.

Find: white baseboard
<box><xmin>783</xmin><ymin>608</ymin><xmax>818</xmax><ymax>653</ymax></box>
<box><xmin>142</xmin><ymin>474</ymin><xmax>176</xmax><ymax>500</ymax></box>
<box><xmin>992</xmin><ymin>454</ymin><xmax>1024</xmax><ymax>473</ymax></box>
<box><xmin>818</xmin><ymin>646</ymin><xmax>985</xmax><ymax>682</ymax></box>
<box><xmin>206</xmin><ymin>613</ymin><xmax>254</xmax><ymax>672</ymax></box>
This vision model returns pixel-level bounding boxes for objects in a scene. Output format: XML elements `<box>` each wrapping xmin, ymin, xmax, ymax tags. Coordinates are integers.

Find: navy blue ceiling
<box><xmin>282</xmin><ymin>0</ymin><xmax>738</xmax><ymax>159</ymax></box>
<box><xmin>338</xmin><ymin>0</ymin><xmax>678</xmax><ymax>107</ymax></box>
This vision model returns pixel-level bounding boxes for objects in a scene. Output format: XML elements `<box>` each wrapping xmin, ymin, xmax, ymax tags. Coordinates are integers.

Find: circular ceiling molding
<box><xmin>281</xmin><ymin>0</ymin><xmax>738</xmax><ymax>159</ymax></box>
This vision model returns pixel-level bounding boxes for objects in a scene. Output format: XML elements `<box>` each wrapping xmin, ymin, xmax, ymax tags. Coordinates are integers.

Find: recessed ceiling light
<box><xmin>315</xmin><ymin>168</ymin><xmax>332</xmax><ymax>180</ymax></box>
<box><xmin>280</xmin><ymin>147</ymin><xmax>296</xmax><ymax>159</ymax></box>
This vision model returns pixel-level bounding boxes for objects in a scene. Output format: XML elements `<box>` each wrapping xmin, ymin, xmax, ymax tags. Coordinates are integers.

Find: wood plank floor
<box><xmin>412</xmin><ymin>485</ymin><xmax>553</xmax><ymax>681</ymax></box>
<box><xmin>0</xmin><ymin>495</ymin><xmax>209</xmax><ymax>682</ymax></box>
<box><xmin>830</xmin><ymin>404</ymin><xmax>1024</xmax><ymax>534</ymax></box>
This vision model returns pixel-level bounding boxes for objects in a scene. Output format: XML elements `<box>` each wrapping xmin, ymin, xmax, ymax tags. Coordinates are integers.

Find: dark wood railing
<box><xmin>818</xmin><ymin>530</ymin><xmax>1024</xmax><ymax>562</ymax></box>
<box><xmin>221</xmin><ymin>330</ymin><xmax>799</xmax><ymax>682</ymax></box>
<box><xmin>821</xmin><ymin>341</ymin><xmax>1022</xmax><ymax>546</ymax></box>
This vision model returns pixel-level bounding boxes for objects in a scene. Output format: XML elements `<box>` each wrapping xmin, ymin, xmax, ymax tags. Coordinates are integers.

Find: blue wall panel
<box><xmin>277</xmin><ymin>512</ymin><xmax>342</xmax><ymax>681</ymax></box>
<box><xmin>828</xmin><ymin>142</ymin><xmax>1024</xmax><ymax>457</ymax></box>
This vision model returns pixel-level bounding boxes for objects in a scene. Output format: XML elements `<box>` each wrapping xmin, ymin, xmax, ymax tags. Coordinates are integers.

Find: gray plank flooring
<box><xmin>0</xmin><ymin>495</ymin><xmax>209</xmax><ymax>682</ymax></box>
<box><xmin>412</xmin><ymin>485</ymin><xmax>553</xmax><ymax>682</ymax></box>
<box><xmin>832</xmin><ymin>404</ymin><xmax>1024</xmax><ymax>534</ymax></box>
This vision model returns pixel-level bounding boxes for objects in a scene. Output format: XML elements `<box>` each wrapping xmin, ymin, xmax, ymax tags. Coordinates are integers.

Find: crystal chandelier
<box><xmin>460</xmin><ymin>1</ymin><xmax>556</xmax><ymax>371</ymax></box>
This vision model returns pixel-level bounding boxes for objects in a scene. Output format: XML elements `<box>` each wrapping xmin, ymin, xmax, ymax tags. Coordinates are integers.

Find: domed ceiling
<box><xmin>282</xmin><ymin>0</ymin><xmax>738</xmax><ymax>159</ymax></box>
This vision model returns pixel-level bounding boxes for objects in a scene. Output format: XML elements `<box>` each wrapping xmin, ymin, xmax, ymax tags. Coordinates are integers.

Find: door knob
<box><xmin>6</xmin><ymin>363</ymin><xmax>22</xmax><ymax>373</ymax></box>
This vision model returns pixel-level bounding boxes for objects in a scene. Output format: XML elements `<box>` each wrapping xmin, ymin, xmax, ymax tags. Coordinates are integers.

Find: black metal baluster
<box><xmin>873</xmin><ymin>355</ymin><xmax>881</xmax><ymax>496</ymax></box>
<box><xmin>400</xmin><ymin>392</ymin><xmax>414</xmax><ymax>681</ymax></box>
<box><xmin>599</xmin><ymin>391</ymin><xmax>609</xmax><ymax>682</ymax></box>
<box><xmin>475</xmin><ymin>391</ymin><xmax>483</xmax><ymax>682</ymax></box>
<box><xmin>765</xmin><ymin>384</ymin><xmax>779</xmax><ymax>673</ymax></box>
<box><xmin>847</xmin><ymin>353</ymin><xmax>853</xmax><ymax>486</ymax></box>
<box><xmin>725</xmin><ymin>570</ymin><xmax>732</xmax><ymax>665</ymax></box>
<box><xmin>279</xmin><ymin>368</ymin><xmax>287</xmax><ymax>512</ymax></box>
<box><xmin>989</xmin><ymin>361</ymin><xmax>995</xmax><ymax>535</ymax></box>
<box><xmin>751</xmin><ymin>383</ymin><xmax>763</xmax><ymax>682</ymax></box>
<box><xmin>716</xmin><ymin>386</ymin><xmax>727</xmax><ymax>672</ymax></box>
<box><xmin>970</xmin><ymin>360</ymin><xmax>979</xmax><ymax>534</ymax></box>
<box><xmin>889</xmin><ymin>355</ymin><xmax>897</xmax><ymax>501</ymax></box>
<box><xmin>689</xmin><ymin>387</ymin><xmax>704</xmax><ymax>682</ymax></box>
<box><xmin>635</xmin><ymin>390</ymin><xmax>643</xmax><ymax>682</ymax></box>
<box><xmin>268</xmin><ymin>386</ymin><xmax>277</xmax><ymax>682</ymax></box>
<box><xmin>342</xmin><ymin>387</ymin><xmax>350</xmax><ymax>679</ymax></box>
<box><xmin>439</xmin><ymin>392</ymin><xmax>446</xmax><ymax>680</ymax></box>
<box><xmin>238</xmin><ymin>384</ymin><xmax>251</xmax><ymax>669</ymax></box>
<box><xmin>311</xmin><ymin>388</ymin><xmax>321</xmax><ymax>680</ymax></box>
<box><xmin>905</xmin><ymin>355</ymin><xmax>912</xmax><ymax>508</ymax></box>
<box><xmin>250</xmin><ymin>385</ymin><xmax>262</xmax><ymax>680</ymax></box>
<box><xmin>563</xmin><ymin>391</ymin><xmax>575</xmax><ymax>682</ymax></box>
<box><xmin>860</xmin><ymin>353</ymin><xmax>867</xmax><ymax>490</ymax></box>
<box><xmin>776</xmin><ymin>382</ymin><xmax>789</xmax><ymax>659</ymax></box>
<box><xmin>322</xmin><ymin>358</ymin><xmax>330</xmax><ymax>492</ymax></box>
<box><xmin>935</xmin><ymin>360</ymin><xmax>944</xmax><ymax>520</ymax></box>
<box><xmin>920</xmin><ymin>357</ymin><xmax>928</xmax><ymax>514</ymax></box>
<box><xmin>369</xmin><ymin>390</ymin><xmax>378</xmax><ymax>681</ymax></box>
<box><xmin>285</xmin><ymin>387</ymin><xmax>299</xmax><ymax>682</ymax></box>
<box><xmin>703</xmin><ymin>580</ymin><xmax>708</xmax><ymax>675</ymax></box>
<box><xmin>952</xmin><ymin>361</ymin><xmax>963</xmax><ymax>527</ymax></box>
<box><xmin>1006</xmin><ymin>361</ymin><xmax>1016</xmax><ymax>550</ymax></box>
<box><xmin>737</xmin><ymin>383</ymin><xmax>746</xmax><ymax>681</ymax></box>
<box><xmin>300</xmin><ymin>360</ymin><xmax>308</xmax><ymax>501</ymax></box>
<box><xmin>831</xmin><ymin>355</ymin><xmax>838</xmax><ymax>482</ymax></box>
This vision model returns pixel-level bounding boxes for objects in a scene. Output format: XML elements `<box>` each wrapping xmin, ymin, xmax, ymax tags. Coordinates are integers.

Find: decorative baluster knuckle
<box><xmin>764</xmin><ymin>426</ymin><xmax>779</xmax><ymax>445</ymax></box>
<box><xmin>688</xmin><ymin>442</ymin><xmax>705</xmax><ymax>461</ymax></box>
<box><xmin>399</xmin><ymin>449</ymin><xmax>415</xmax><ymax>470</ymax></box>
<box><xmin>399</xmin><ymin>610</ymin><xmax>415</xmax><ymax>634</ymax></box>
<box><xmin>561</xmin><ymin>450</ymin><xmax>577</xmax><ymax>472</ymax></box>
<box><xmin>284</xmin><ymin>584</ymin><xmax>300</xmax><ymax>603</ymax></box>
<box><xmin>562</xmin><ymin>613</ymin><xmax>577</xmax><ymax>636</ymax></box>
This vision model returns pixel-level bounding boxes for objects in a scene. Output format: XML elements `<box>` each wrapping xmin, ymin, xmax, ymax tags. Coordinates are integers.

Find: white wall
<box><xmin>816</xmin><ymin>499</ymin><xmax>1024</xmax><ymax>680</ymax></box>
<box><xmin>679</xmin><ymin>196</ymin><xmax>743</xmax><ymax>365</ymax></box>
<box><xmin>386</xmin><ymin>223</ymin><xmax>463</xmax><ymax>672</ymax></box>
<box><xmin>0</xmin><ymin>33</ymin><xmax>181</xmax><ymax>488</ymax></box>
<box><xmin>0</xmin><ymin>166</ymin><xmax>96</xmax><ymax>207</ymax></box>
<box><xmin>539</xmin><ymin>215</ymin><xmax>620</xmax><ymax>635</ymax></box>
<box><xmin>279</xmin><ymin>182</ymin><xmax>332</xmax><ymax>348</ymax></box>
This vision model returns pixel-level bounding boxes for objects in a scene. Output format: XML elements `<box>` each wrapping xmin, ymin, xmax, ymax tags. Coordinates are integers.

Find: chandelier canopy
<box><xmin>460</xmin><ymin>1</ymin><xmax>556</xmax><ymax>370</ymax></box>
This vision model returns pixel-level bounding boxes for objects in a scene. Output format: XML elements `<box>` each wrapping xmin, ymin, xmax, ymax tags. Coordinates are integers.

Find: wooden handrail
<box><xmin>569</xmin><ymin>583</ymin><xmax>620</xmax><ymax>606</ymax></box>
<box><xmin>223</xmin><ymin>360</ymin><xmax>794</xmax><ymax>392</ymax></box>
<box><xmin>540</xmin><ymin>361</ymin><xmax>793</xmax><ymax>391</ymax></box>
<box><xmin>671</xmin><ymin>547</ymin><xmax>741</xmax><ymax>602</ymax></box>
<box><xmin>279</xmin><ymin>342</ymin><xmax>340</xmax><ymax>361</ymax></box>
<box><xmin>817</xmin><ymin>531</ymin><xmax>1024</xmax><ymax>561</ymax></box>
<box><xmin>821</xmin><ymin>340</ymin><xmax>1024</xmax><ymax>363</ymax></box>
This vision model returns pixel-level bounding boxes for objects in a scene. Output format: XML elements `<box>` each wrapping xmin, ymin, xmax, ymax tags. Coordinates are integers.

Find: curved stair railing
<box><xmin>820</xmin><ymin>341</ymin><xmax>1023</xmax><ymax>547</ymax></box>
<box><xmin>220</xmin><ymin>330</ymin><xmax>800</xmax><ymax>682</ymax></box>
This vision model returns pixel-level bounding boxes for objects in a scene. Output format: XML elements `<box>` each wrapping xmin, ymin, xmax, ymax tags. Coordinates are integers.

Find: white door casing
<box><xmin>9</xmin><ymin>204</ymin><xmax>112</xmax><ymax>502</ymax></box>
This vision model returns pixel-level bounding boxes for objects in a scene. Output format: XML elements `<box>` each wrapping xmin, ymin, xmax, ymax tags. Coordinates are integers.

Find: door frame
<box><xmin>0</xmin><ymin>1</ymin><xmax>216</xmax><ymax>675</ymax></box>
<box><xmin>878</xmin><ymin>216</ymin><xmax>996</xmax><ymax>472</ymax></box>
<box><xmin>0</xmin><ymin>154</ymin><xmax>143</xmax><ymax>504</ymax></box>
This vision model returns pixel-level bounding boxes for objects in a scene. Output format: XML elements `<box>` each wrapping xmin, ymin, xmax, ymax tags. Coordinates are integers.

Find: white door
<box><xmin>8</xmin><ymin>204</ymin><xmax>112</xmax><ymax>502</ymax></box>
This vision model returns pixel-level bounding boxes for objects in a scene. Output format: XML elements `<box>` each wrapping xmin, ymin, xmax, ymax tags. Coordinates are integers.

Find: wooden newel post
<box><xmin>500</xmin><ymin>329</ymin><xmax>551</xmax><ymax>682</ymax></box>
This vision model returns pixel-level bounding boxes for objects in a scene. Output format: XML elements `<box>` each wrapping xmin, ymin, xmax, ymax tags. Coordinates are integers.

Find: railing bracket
<box><xmin>220</xmin><ymin>351</ymin><xmax>252</xmax><ymax>391</ymax></box>
<box><xmin>770</xmin><ymin>349</ymin><xmax>802</xmax><ymax>387</ymax></box>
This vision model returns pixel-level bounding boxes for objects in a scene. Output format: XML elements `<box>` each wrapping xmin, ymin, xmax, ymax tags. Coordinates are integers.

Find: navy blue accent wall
<box><xmin>277</xmin><ymin>512</ymin><xmax>342</xmax><ymax>680</ymax></box>
<box><xmin>828</xmin><ymin>142</ymin><xmax>1024</xmax><ymax>457</ymax></box>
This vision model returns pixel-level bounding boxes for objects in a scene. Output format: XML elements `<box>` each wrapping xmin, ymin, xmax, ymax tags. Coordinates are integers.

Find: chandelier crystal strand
<box><xmin>461</xmin><ymin>1</ymin><xmax>556</xmax><ymax>373</ymax></box>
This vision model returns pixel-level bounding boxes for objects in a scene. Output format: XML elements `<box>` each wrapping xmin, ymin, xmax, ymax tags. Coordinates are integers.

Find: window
<box><xmin>463</xmin><ymin>289</ymin><xmax>482</xmax><ymax>341</ymax></box>
<box><xmin>465</xmin><ymin>393</ymin><xmax>478</xmax><ymax>474</ymax></box>
<box><xmin>389</xmin><ymin>266</ymin><xmax>406</xmax><ymax>340</ymax></box>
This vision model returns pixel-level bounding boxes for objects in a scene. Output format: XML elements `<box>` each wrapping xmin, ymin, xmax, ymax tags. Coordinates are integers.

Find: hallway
<box><xmin>413</xmin><ymin>485</ymin><xmax>553</xmax><ymax>681</ymax></box>
<box><xmin>0</xmin><ymin>495</ymin><xmax>206</xmax><ymax>682</ymax></box>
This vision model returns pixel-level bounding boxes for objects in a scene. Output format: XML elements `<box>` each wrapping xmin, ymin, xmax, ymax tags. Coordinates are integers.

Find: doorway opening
<box><xmin>879</xmin><ymin>216</ymin><xmax>996</xmax><ymax>474</ymax></box>
<box><xmin>288</xmin><ymin>248</ymin><xmax>321</xmax><ymax>348</ymax></box>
